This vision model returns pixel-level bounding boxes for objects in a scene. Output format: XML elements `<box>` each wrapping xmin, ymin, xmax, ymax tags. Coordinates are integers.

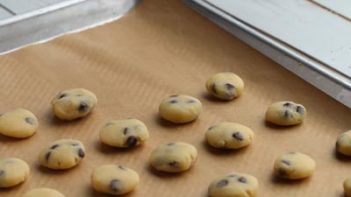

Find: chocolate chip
<box><xmin>126</xmin><ymin>136</ymin><xmax>138</xmax><ymax>148</ymax></box>
<box><xmin>118</xmin><ymin>165</ymin><xmax>126</xmax><ymax>170</ymax></box>
<box><xmin>232</xmin><ymin>132</ymin><xmax>244</xmax><ymax>141</ymax></box>
<box><xmin>25</xmin><ymin>117</ymin><xmax>35</xmax><ymax>125</ymax></box>
<box><xmin>50</xmin><ymin>144</ymin><xmax>60</xmax><ymax>149</ymax></box>
<box><xmin>281</xmin><ymin>160</ymin><xmax>291</xmax><ymax>166</ymax></box>
<box><xmin>225</xmin><ymin>83</ymin><xmax>235</xmax><ymax>91</ymax></box>
<box><xmin>278</xmin><ymin>168</ymin><xmax>288</xmax><ymax>176</ymax></box>
<box><xmin>78</xmin><ymin>102</ymin><xmax>89</xmax><ymax>112</ymax></box>
<box><xmin>296</xmin><ymin>106</ymin><xmax>305</xmax><ymax>114</ymax></box>
<box><xmin>45</xmin><ymin>151</ymin><xmax>52</xmax><ymax>161</ymax></box>
<box><xmin>238</xmin><ymin>177</ymin><xmax>247</xmax><ymax>183</ymax></box>
<box><xmin>78</xmin><ymin>148</ymin><xmax>85</xmax><ymax>158</ymax></box>
<box><xmin>169</xmin><ymin>99</ymin><xmax>178</xmax><ymax>104</ymax></box>
<box><xmin>109</xmin><ymin>179</ymin><xmax>121</xmax><ymax>193</ymax></box>
<box><xmin>211</xmin><ymin>84</ymin><xmax>217</xmax><ymax>94</ymax></box>
<box><xmin>58</xmin><ymin>93</ymin><xmax>67</xmax><ymax>99</ymax></box>
<box><xmin>0</xmin><ymin>170</ymin><xmax>4</xmax><ymax>177</ymax></box>
<box><xmin>168</xmin><ymin>161</ymin><xmax>178</xmax><ymax>167</ymax></box>
<box><xmin>123</xmin><ymin>127</ymin><xmax>129</xmax><ymax>135</ymax></box>
<box><xmin>283</xmin><ymin>102</ymin><xmax>291</xmax><ymax>107</ymax></box>
<box><xmin>284</xmin><ymin>110</ymin><xmax>291</xmax><ymax>119</ymax></box>
<box><xmin>71</xmin><ymin>143</ymin><xmax>79</xmax><ymax>146</ymax></box>
<box><xmin>228</xmin><ymin>174</ymin><xmax>238</xmax><ymax>178</ymax></box>
<box><xmin>216</xmin><ymin>179</ymin><xmax>229</xmax><ymax>188</ymax></box>
<box><xmin>187</xmin><ymin>99</ymin><xmax>196</xmax><ymax>103</ymax></box>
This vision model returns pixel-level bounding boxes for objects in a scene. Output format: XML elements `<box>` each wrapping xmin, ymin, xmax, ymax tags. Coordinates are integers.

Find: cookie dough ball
<box><xmin>344</xmin><ymin>178</ymin><xmax>351</xmax><ymax>197</ymax></box>
<box><xmin>265</xmin><ymin>101</ymin><xmax>306</xmax><ymax>126</ymax></box>
<box><xmin>39</xmin><ymin>139</ymin><xmax>85</xmax><ymax>170</ymax></box>
<box><xmin>91</xmin><ymin>164</ymin><xmax>139</xmax><ymax>196</ymax></box>
<box><xmin>51</xmin><ymin>88</ymin><xmax>97</xmax><ymax>120</ymax></box>
<box><xmin>150</xmin><ymin>142</ymin><xmax>197</xmax><ymax>173</ymax></box>
<box><xmin>206</xmin><ymin>72</ymin><xmax>244</xmax><ymax>100</ymax></box>
<box><xmin>159</xmin><ymin>95</ymin><xmax>202</xmax><ymax>124</ymax></box>
<box><xmin>100</xmin><ymin>119</ymin><xmax>149</xmax><ymax>148</ymax></box>
<box><xmin>336</xmin><ymin>130</ymin><xmax>351</xmax><ymax>156</ymax></box>
<box><xmin>273</xmin><ymin>152</ymin><xmax>315</xmax><ymax>180</ymax></box>
<box><xmin>206</xmin><ymin>122</ymin><xmax>254</xmax><ymax>149</ymax></box>
<box><xmin>0</xmin><ymin>108</ymin><xmax>38</xmax><ymax>138</ymax></box>
<box><xmin>208</xmin><ymin>172</ymin><xmax>258</xmax><ymax>197</ymax></box>
<box><xmin>23</xmin><ymin>188</ymin><xmax>65</xmax><ymax>197</ymax></box>
<box><xmin>0</xmin><ymin>157</ymin><xmax>30</xmax><ymax>188</ymax></box>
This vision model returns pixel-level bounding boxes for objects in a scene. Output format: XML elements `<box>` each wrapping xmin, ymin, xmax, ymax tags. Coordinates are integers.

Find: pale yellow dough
<box><xmin>159</xmin><ymin>95</ymin><xmax>202</xmax><ymax>123</ymax></box>
<box><xmin>208</xmin><ymin>172</ymin><xmax>258</xmax><ymax>197</ymax></box>
<box><xmin>149</xmin><ymin>142</ymin><xmax>197</xmax><ymax>173</ymax></box>
<box><xmin>0</xmin><ymin>108</ymin><xmax>38</xmax><ymax>138</ymax></box>
<box><xmin>273</xmin><ymin>152</ymin><xmax>315</xmax><ymax>180</ymax></box>
<box><xmin>206</xmin><ymin>122</ymin><xmax>254</xmax><ymax>149</ymax></box>
<box><xmin>265</xmin><ymin>101</ymin><xmax>306</xmax><ymax>126</ymax></box>
<box><xmin>100</xmin><ymin>119</ymin><xmax>149</xmax><ymax>148</ymax></box>
<box><xmin>0</xmin><ymin>157</ymin><xmax>30</xmax><ymax>188</ymax></box>
<box><xmin>336</xmin><ymin>130</ymin><xmax>351</xmax><ymax>156</ymax></box>
<box><xmin>51</xmin><ymin>88</ymin><xmax>97</xmax><ymax>120</ymax></box>
<box><xmin>206</xmin><ymin>72</ymin><xmax>244</xmax><ymax>100</ymax></box>
<box><xmin>91</xmin><ymin>164</ymin><xmax>139</xmax><ymax>196</ymax></box>
<box><xmin>23</xmin><ymin>188</ymin><xmax>65</xmax><ymax>197</ymax></box>
<box><xmin>39</xmin><ymin>139</ymin><xmax>85</xmax><ymax>170</ymax></box>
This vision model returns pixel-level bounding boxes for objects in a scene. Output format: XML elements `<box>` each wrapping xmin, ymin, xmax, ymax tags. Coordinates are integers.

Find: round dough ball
<box><xmin>51</xmin><ymin>88</ymin><xmax>97</xmax><ymax>120</ymax></box>
<box><xmin>265</xmin><ymin>101</ymin><xmax>306</xmax><ymax>126</ymax></box>
<box><xmin>159</xmin><ymin>95</ymin><xmax>202</xmax><ymax>124</ymax></box>
<box><xmin>23</xmin><ymin>188</ymin><xmax>65</xmax><ymax>197</ymax></box>
<box><xmin>100</xmin><ymin>119</ymin><xmax>149</xmax><ymax>148</ymax></box>
<box><xmin>208</xmin><ymin>172</ymin><xmax>258</xmax><ymax>197</ymax></box>
<box><xmin>150</xmin><ymin>142</ymin><xmax>197</xmax><ymax>173</ymax></box>
<box><xmin>273</xmin><ymin>152</ymin><xmax>315</xmax><ymax>180</ymax></box>
<box><xmin>0</xmin><ymin>157</ymin><xmax>30</xmax><ymax>188</ymax></box>
<box><xmin>206</xmin><ymin>72</ymin><xmax>244</xmax><ymax>100</ymax></box>
<box><xmin>39</xmin><ymin>139</ymin><xmax>86</xmax><ymax>170</ymax></box>
<box><xmin>206</xmin><ymin>122</ymin><xmax>254</xmax><ymax>149</ymax></box>
<box><xmin>344</xmin><ymin>178</ymin><xmax>351</xmax><ymax>197</ymax></box>
<box><xmin>91</xmin><ymin>164</ymin><xmax>139</xmax><ymax>196</ymax></box>
<box><xmin>336</xmin><ymin>130</ymin><xmax>351</xmax><ymax>156</ymax></box>
<box><xmin>0</xmin><ymin>108</ymin><xmax>38</xmax><ymax>138</ymax></box>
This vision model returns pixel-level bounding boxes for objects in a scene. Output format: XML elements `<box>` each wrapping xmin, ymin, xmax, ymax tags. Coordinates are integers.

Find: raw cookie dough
<box><xmin>100</xmin><ymin>119</ymin><xmax>149</xmax><ymax>148</ymax></box>
<box><xmin>336</xmin><ymin>130</ymin><xmax>351</xmax><ymax>156</ymax></box>
<box><xmin>51</xmin><ymin>88</ymin><xmax>97</xmax><ymax>120</ymax></box>
<box><xmin>344</xmin><ymin>178</ymin><xmax>351</xmax><ymax>197</ymax></box>
<box><xmin>206</xmin><ymin>72</ymin><xmax>244</xmax><ymax>100</ymax></box>
<box><xmin>0</xmin><ymin>157</ymin><xmax>30</xmax><ymax>188</ymax></box>
<box><xmin>149</xmin><ymin>142</ymin><xmax>197</xmax><ymax>173</ymax></box>
<box><xmin>206</xmin><ymin>122</ymin><xmax>254</xmax><ymax>149</ymax></box>
<box><xmin>265</xmin><ymin>101</ymin><xmax>306</xmax><ymax>126</ymax></box>
<box><xmin>273</xmin><ymin>152</ymin><xmax>315</xmax><ymax>180</ymax></box>
<box><xmin>23</xmin><ymin>188</ymin><xmax>65</xmax><ymax>197</ymax></box>
<box><xmin>0</xmin><ymin>108</ymin><xmax>38</xmax><ymax>138</ymax></box>
<box><xmin>208</xmin><ymin>172</ymin><xmax>258</xmax><ymax>197</ymax></box>
<box><xmin>159</xmin><ymin>95</ymin><xmax>202</xmax><ymax>123</ymax></box>
<box><xmin>39</xmin><ymin>139</ymin><xmax>85</xmax><ymax>170</ymax></box>
<box><xmin>91</xmin><ymin>164</ymin><xmax>139</xmax><ymax>196</ymax></box>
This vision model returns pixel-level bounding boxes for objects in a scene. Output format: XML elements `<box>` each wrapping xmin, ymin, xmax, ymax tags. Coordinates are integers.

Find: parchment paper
<box><xmin>0</xmin><ymin>1</ymin><xmax>350</xmax><ymax>196</ymax></box>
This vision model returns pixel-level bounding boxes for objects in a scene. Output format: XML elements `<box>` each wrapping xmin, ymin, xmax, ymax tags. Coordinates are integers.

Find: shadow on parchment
<box><xmin>45</xmin><ymin>108</ymin><xmax>92</xmax><ymax>127</ymax></box>
<box><xmin>94</xmin><ymin>140</ymin><xmax>143</xmax><ymax>155</ymax></box>
<box><xmin>202</xmin><ymin>140</ymin><xmax>250</xmax><ymax>156</ymax></box>
<box><xmin>85</xmin><ymin>186</ymin><xmax>134</xmax><ymax>197</ymax></box>
<box><xmin>264</xmin><ymin>120</ymin><xmax>303</xmax><ymax>131</ymax></box>
<box><xmin>145</xmin><ymin>163</ymin><xmax>188</xmax><ymax>179</ymax></box>
<box><xmin>270</xmin><ymin>172</ymin><xmax>312</xmax><ymax>186</ymax></box>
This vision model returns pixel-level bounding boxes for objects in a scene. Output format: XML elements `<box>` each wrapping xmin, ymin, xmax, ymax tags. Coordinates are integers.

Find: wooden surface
<box><xmin>0</xmin><ymin>0</ymin><xmax>350</xmax><ymax>196</ymax></box>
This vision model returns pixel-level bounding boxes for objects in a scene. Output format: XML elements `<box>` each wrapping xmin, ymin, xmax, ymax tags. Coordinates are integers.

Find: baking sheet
<box><xmin>0</xmin><ymin>0</ymin><xmax>350</xmax><ymax>196</ymax></box>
